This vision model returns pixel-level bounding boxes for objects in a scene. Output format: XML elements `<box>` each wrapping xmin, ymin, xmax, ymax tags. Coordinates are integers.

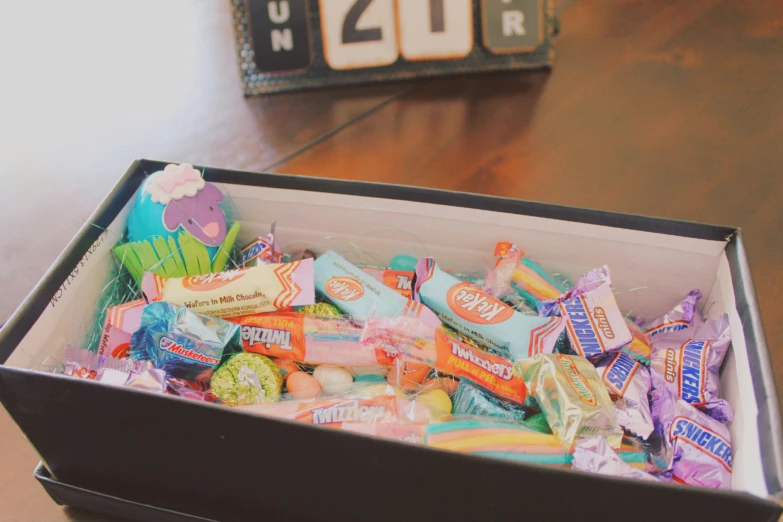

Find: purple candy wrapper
<box><xmin>573</xmin><ymin>436</ymin><xmax>659</xmax><ymax>482</ymax></box>
<box><xmin>642</xmin><ymin>290</ymin><xmax>703</xmax><ymax>338</ymax></box>
<box><xmin>595</xmin><ymin>352</ymin><xmax>654</xmax><ymax>440</ymax></box>
<box><xmin>650</xmin><ymin>315</ymin><xmax>733</xmax><ymax>422</ymax></box>
<box><xmin>651</xmin><ymin>387</ymin><xmax>732</xmax><ymax>489</ymax></box>
<box><xmin>539</xmin><ymin>266</ymin><xmax>632</xmax><ymax>361</ymax></box>
<box><xmin>64</xmin><ymin>345</ymin><xmax>166</xmax><ymax>393</ymax></box>
<box><xmin>239</xmin><ymin>222</ymin><xmax>284</xmax><ymax>267</ymax></box>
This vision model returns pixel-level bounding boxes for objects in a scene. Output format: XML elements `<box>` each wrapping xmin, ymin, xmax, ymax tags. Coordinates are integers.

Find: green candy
<box><xmin>210</xmin><ymin>353</ymin><xmax>282</xmax><ymax>406</ymax></box>
<box><xmin>355</xmin><ymin>374</ymin><xmax>387</xmax><ymax>383</ymax></box>
<box><xmin>297</xmin><ymin>302</ymin><xmax>343</xmax><ymax>318</ymax></box>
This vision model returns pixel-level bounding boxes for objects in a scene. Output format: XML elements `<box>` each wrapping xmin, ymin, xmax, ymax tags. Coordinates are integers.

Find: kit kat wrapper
<box><xmin>142</xmin><ymin>259</ymin><xmax>314</xmax><ymax>319</ymax></box>
<box><xmin>230</xmin><ymin>312</ymin><xmax>395</xmax><ymax>366</ymax></box>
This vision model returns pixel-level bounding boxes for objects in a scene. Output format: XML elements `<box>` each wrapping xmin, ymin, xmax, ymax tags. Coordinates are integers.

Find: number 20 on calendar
<box><xmin>249</xmin><ymin>0</ymin><xmax>543</xmax><ymax>73</ymax></box>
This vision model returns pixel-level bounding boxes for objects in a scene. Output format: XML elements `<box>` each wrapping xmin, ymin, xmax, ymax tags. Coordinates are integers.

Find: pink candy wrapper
<box><xmin>650</xmin><ymin>315</ymin><xmax>733</xmax><ymax>422</ymax></box>
<box><xmin>97</xmin><ymin>299</ymin><xmax>146</xmax><ymax>357</ymax></box>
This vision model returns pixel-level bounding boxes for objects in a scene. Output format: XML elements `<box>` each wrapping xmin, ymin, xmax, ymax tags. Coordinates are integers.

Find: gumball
<box><xmin>286</xmin><ymin>371</ymin><xmax>321</xmax><ymax>399</ymax></box>
<box><xmin>390</xmin><ymin>254</ymin><xmax>418</xmax><ymax>271</ymax></box>
<box><xmin>313</xmin><ymin>365</ymin><xmax>354</xmax><ymax>395</ymax></box>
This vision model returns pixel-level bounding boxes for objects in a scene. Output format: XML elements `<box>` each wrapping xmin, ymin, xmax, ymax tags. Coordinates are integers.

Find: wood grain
<box><xmin>1</xmin><ymin>0</ymin><xmax>782</xmax><ymax>520</ymax></box>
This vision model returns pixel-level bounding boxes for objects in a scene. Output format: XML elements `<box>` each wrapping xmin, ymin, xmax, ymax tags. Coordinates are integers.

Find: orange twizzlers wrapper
<box><xmin>363</xmin><ymin>269</ymin><xmax>414</xmax><ymax>299</ymax></box>
<box><xmin>363</xmin><ymin>315</ymin><xmax>528</xmax><ymax>405</ymax></box>
<box><xmin>142</xmin><ymin>259</ymin><xmax>315</xmax><ymax>319</ymax></box>
<box><xmin>230</xmin><ymin>312</ymin><xmax>395</xmax><ymax>367</ymax></box>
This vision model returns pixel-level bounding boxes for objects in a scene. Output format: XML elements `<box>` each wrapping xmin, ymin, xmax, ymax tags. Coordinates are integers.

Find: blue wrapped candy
<box><xmin>129</xmin><ymin>302</ymin><xmax>239</xmax><ymax>382</ymax></box>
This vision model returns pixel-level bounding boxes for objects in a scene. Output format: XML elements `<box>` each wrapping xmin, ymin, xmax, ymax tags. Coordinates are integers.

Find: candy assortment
<box><xmin>61</xmin><ymin>164</ymin><xmax>737</xmax><ymax>491</ymax></box>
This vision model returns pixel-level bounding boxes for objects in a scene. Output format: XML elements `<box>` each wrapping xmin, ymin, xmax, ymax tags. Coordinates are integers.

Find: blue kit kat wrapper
<box><xmin>413</xmin><ymin>257</ymin><xmax>564</xmax><ymax>360</ymax></box>
<box><xmin>130</xmin><ymin>301</ymin><xmax>239</xmax><ymax>382</ymax></box>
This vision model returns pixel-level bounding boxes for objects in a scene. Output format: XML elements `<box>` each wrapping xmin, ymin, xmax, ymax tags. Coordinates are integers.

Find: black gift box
<box><xmin>2</xmin><ymin>160</ymin><xmax>782</xmax><ymax>521</ymax></box>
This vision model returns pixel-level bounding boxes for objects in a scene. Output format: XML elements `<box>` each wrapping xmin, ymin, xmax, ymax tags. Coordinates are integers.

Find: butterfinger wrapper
<box><xmin>595</xmin><ymin>352</ymin><xmax>654</xmax><ymax>440</ymax></box>
<box><xmin>210</xmin><ymin>352</ymin><xmax>283</xmax><ymax>406</ymax></box>
<box><xmin>142</xmin><ymin>259</ymin><xmax>314</xmax><ymax>319</ymax></box>
<box><xmin>651</xmin><ymin>387</ymin><xmax>732</xmax><ymax>489</ymax></box>
<box><xmin>650</xmin><ymin>314</ymin><xmax>733</xmax><ymax>422</ymax></box>
<box><xmin>517</xmin><ymin>353</ymin><xmax>622</xmax><ymax>449</ymax></box>
<box><xmin>643</xmin><ymin>289</ymin><xmax>702</xmax><ymax>338</ymax></box>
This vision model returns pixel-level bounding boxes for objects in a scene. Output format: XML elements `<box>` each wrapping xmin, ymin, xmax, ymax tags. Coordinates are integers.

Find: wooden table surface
<box><xmin>1</xmin><ymin>0</ymin><xmax>782</xmax><ymax>520</ymax></box>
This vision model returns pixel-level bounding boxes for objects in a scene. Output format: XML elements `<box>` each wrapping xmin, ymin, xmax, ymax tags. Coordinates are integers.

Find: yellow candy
<box><xmin>418</xmin><ymin>389</ymin><xmax>453</xmax><ymax>415</ymax></box>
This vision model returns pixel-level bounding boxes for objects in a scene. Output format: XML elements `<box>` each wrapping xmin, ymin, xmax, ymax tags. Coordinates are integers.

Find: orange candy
<box><xmin>286</xmin><ymin>371</ymin><xmax>321</xmax><ymax>399</ymax></box>
<box><xmin>421</xmin><ymin>376</ymin><xmax>460</xmax><ymax>395</ymax></box>
<box><xmin>274</xmin><ymin>358</ymin><xmax>299</xmax><ymax>380</ymax></box>
<box><xmin>387</xmin><ymin>359</ymin><xmax>430</xmax><ymax>392</ymax></box>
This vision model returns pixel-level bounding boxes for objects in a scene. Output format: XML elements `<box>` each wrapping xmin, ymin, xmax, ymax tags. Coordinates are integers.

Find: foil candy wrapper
<box><xmin>239</xmin><ymin>222</ymin><xmax>284</xmax><ymax>267</ymax></box>
<box><xmin>129</xmin><ymin>301</ymin><xmax>239</xmax><ymax>382</ymax></box>
<box><xmin>516</xmin><ymin>353</ymin><xmax>622</xmax><ymax>449</ymax></box>
<box><xmin>651</xmin><ymin>387</ymin><xmax>732</xmax><ymax>489</ymax></box>
<box><xmin>538</xmin><ymin>266</ymin><xmax>632</xmax><ymax>361</ymax></box>
<box><xmin>642</xmin><ymin>290</ymin><xmax>703</xmax><ymax>338</ymax></box>
<box><xmin>451</xmin><ymin>378</ymin><xmax>534</xmax><ymax>424</ymax></box>
<box><xmin>595</xmin><ymin>352</ymin><xmax>654</xmax><ymax>440</ymax></box>
<box><xmin>572</xmin><ymin>436</ymin><xmax>659</xmax><ymax>481</ymax></box>
<box><xmin>64</xmin><ymin>345</ymin><xmax>166</xmax><ymax>393</ymax></box>
<box><xmin>650</xmin><ymin>315</ymin><xmax>733</xmax><ymax>422</ymax></box>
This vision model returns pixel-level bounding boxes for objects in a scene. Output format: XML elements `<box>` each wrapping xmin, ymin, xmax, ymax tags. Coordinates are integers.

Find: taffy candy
<box><xmin>451</xmin><ymin>378</ymin><xmax>532</xmax><ymax>424</ymax></box>
<box><xmin>231</xmin><ymin>312</ymin><xmax>394</xmax><ymax>367</ymax></box>
<box><xmin>116</xmin><ymin>163</ymin><xmax>240</xmax><ymax>284</ymax></box>
<box><xmin>484</xmin><ymin>242</ymin><xmax>570</xmax><ymax>310</ymax></box>
<box><xmin>595</xmin><ymin>351</ymin><xmax>654</xmax><ymax>439</ymax></box>
<box><xmin>362</xmin><ymin>314</ymin><xmax>530</xmax><ymax>405</ymax></box>
<box><xmin>129</xmin><ymin>302</ymin><xmax>239</xmax><ymax>382</ymax></box>
<box><xmin>539</xmin><ymin>266</ymin><xmax>632</xmax><ymax>361</ymax></box>
<box><xmin>210</xmin><ymin>352</ymin><xmax>283</xmax><ymax>406</ymax></box>
<box><xmin>642</xmin><ymin>289</ymin><xmax>703</xmax><ymax>338</ymax></box>
<box><xmin>651</xmin><ymin>387</ymin><xmax>732</xmax><ymax>489</ymax></box>
<box><xmin>142</xmin><ymin>258</ymin><xmax>315</xmax><ymax>319</ymax></box>
<box><xmin>650</xmin><ymin>314</ymin><xmax>733</xmax><ymax>422</ymax></box>
<box><xmin>314</xmin><ymin>250</ymin><xmax>440</xmax><ymax>327</ymax></box>
<box><xmin>572</xmin><ymin>436</ymin><xmax>659</xmax><ymax>481</ymax></box>
<box><xmin>240</xmin><ymin>222</ymin><xmax>284</xmax><ymax>267</ymax></box>
<box><xmin>65</xmin><ymin>345</ymin><xmax>166</xmax><ymax>393</ymax></box>
<box><xmin>363</xmin><ymin>268</ymin><xmax>414</xmax><ymax>298</ymax></box>
<box><xmin>413</xmin><ymin>257</ymin><xmax>563</xmax><ymax>360</ymax></box>
<box><xmin>516</xmin><ymin>353</ymin><xmax>622</xmax><ymax>448</ymax></box>
<box><xmin>423</xmin><ymin>418</ymin><xmax>645</xmax><ymax>467</ymax></box>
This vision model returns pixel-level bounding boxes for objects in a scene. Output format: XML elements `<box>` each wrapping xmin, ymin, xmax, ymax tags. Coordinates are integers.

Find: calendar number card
<box><xmin>234</xmin><ymin>0</ymin><xmax>555</xmax><ymax>95</ymax></box>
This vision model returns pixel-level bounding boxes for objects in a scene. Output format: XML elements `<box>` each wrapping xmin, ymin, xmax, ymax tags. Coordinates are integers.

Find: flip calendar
<box><xmin>233</xmin><ymin>0</ymin><xmax>556</xmax><ymax>95</ymax></box>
